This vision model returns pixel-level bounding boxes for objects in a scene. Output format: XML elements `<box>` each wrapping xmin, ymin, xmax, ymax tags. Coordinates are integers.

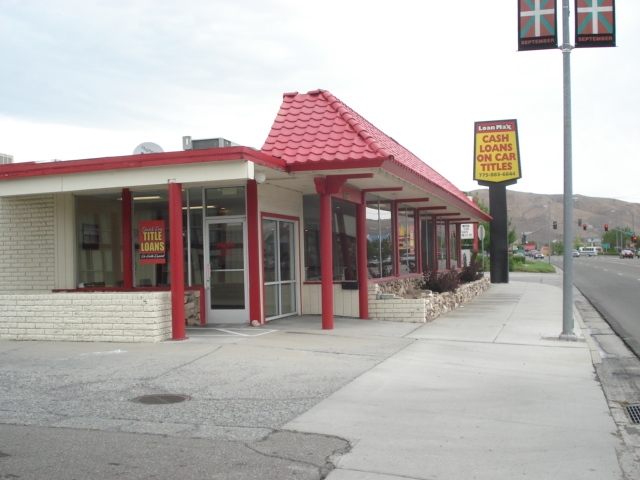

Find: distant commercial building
<box><xmin>0</xmin><ymin>153</ymin><xmax>13</xmax><ymax>164</ymax></box>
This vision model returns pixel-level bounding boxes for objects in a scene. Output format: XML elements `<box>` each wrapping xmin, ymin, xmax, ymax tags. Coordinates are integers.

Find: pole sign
<box><xmin>518</xmin><ymin>0</ymin><xmax>558</xmax><ymax>51</ymax></box>
<box><xmin>575</xmin><ymin>0</ymin><xmax>615</xmax><ymax>48</ymax></box>
<box><xmin>461</xmin><ymin>223</ymin><xmax>474</xmax><ymax>240</ymax></box>
<box><xmin>478</xmin><ymin>225</ymin><xmax>486</xmax><ymax>241</ymax></box>
<box><xmin>139</xmin><ymin>220</ymin><xmax>166</xmax><ymax>264</ymax></box>
<box><xmin>473</xmin><ymin>120</ymin><xmax>522</xmax><ymax>185</ymax></box>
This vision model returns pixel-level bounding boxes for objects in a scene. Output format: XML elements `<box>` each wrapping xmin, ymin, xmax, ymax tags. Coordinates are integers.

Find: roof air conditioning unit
<box><xmin>182</xmin><ymin>136</ymin><xmax>239</xmax><ymax>150</ymax></box>
<box><xmin>0</xmin><ymin>153</ymin><xmax>14</xmax><ymax>164</ymax></box>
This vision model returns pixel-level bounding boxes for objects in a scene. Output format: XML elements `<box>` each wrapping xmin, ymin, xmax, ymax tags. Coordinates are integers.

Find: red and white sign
<box><xmin>518</xmin><ymin>0</ymin><xmax>558</xmax><ymax>51</ymax></box>
<box><xmin>575</xmin><ymin>0</ymin><xmax>615</xmax><ymax>48</ymax></box>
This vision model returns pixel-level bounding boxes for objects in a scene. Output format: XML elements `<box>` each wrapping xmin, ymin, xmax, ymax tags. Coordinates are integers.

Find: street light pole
<box><xmin>547</xmin><ymin>203</ymin><xmax>551</xmax><ymax>264</ymax></box>
<box><xmin>560</xmin><ymin>0</ymin><xmax>577</xmax><ymax>340</ymax></box>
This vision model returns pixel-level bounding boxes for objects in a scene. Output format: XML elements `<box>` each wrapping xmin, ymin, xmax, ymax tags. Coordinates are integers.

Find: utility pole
<box><xmin>560</xmin><ymin>0</ymin><xmax>577</xmax><ymax>341</ymax></box>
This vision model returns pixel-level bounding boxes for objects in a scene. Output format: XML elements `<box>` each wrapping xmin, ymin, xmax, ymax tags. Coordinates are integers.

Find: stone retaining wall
<box><xmin>368</xmin><ymin>277</ymin><xmax>490</xmax><ymax>323</ymax></box>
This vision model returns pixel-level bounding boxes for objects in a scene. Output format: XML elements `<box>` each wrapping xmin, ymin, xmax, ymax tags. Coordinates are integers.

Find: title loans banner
<box><xmin>575</xmin><ymin>0</ymin><xmax>615</xmax><ymax>48</ymax></box>
<box><xmin>473</xmin><ymin>120</ymin><xmax>522</xmax><ymax>184</ymax></box>
<box><xmin>139</xmin><ymin>220</ymin><xmax>166</xmax><ymax>264</ymax></box>
<box><xmin>518</xmin><ymin>0</ymin><xmax>558</xmax><ymax>51</ymax></box>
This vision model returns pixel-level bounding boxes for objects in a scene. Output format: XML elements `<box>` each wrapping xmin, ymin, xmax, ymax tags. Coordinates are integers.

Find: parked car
<box><xmin>620</xmin><ymin>249</ymin><xmax>634</xmax><ymax>259</ymax></box>
<box><xmin>572</xmin><ymin>249</ymin><xmax>580</xmax><ymax>257</ymax></box>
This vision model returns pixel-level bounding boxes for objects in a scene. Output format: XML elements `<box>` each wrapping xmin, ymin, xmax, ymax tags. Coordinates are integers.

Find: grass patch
<box><xmin>512</xmin><ymin>260</ymin><xmax>556</xmax><ymax>273</ymax></box>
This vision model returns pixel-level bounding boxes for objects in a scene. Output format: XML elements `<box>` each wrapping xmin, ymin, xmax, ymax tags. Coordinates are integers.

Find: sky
<box><xmin>2</xmin><ymin>1</ymin><xmax>638</xmax><ymax>203</ymax></box>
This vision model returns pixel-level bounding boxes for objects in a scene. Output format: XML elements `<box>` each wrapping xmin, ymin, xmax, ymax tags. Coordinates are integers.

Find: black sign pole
<box><xmin>488</xmin><ymin>184</ymin><xmax>508</xmax><ymax>283</ymax></box>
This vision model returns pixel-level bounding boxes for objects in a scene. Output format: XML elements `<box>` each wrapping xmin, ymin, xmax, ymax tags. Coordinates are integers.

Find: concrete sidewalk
<box><xmin>287</xmin><ymin>280</ymin><xmax>626</xmax><ymax>479</ymax></box>
<box><xmin>0</xmin><ymin>278</ymin><xmax>636</xmax><ymax>479</ymax></box>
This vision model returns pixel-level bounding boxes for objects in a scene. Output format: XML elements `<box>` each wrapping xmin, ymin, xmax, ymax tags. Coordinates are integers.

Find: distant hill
<box><xmin>467</xmin><ymin>189</ymin><xmax>640</xmax><ymax>247</ymax></box>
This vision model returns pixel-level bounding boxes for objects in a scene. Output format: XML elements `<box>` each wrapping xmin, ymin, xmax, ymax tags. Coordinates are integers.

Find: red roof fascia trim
<box><xmin>381</xmin><ymin>160</ymin><xmax>491</xmax><ymax>222</ymax></box>
<box><xmin>0</xmin><ymin>147</ymin><xmax>288</xmax><ymax>181</ymax></box>
<box><xmin>287</xmin><ymin>158</ymin><xmax>386</xmax><ymax>172</ymax></box>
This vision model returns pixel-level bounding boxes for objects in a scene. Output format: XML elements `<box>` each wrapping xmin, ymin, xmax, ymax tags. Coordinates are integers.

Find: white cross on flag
<box><xmin>518</xmin><ymin>0</ymin><xmax>558</xmax><ymax>51</ymax></box>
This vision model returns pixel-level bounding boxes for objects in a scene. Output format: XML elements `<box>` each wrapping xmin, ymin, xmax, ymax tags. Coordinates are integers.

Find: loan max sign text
<box><xmin>473</xmin><ymin>120</ymin><xmax>522</xmax><ymax>184</ymax></box>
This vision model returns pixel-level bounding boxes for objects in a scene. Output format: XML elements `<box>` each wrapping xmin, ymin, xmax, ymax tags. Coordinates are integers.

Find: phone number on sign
<box><xmin>477</xmin><ymin>172</ymin><xmax>518</xmax><ymax>178</ymax></box>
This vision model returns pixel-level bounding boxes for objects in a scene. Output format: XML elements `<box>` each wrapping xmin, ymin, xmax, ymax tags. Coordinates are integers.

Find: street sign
<box><xmin>478</xmin><ymin>225</ymin><xmax>486</xmax><ymax>241</ymax></box>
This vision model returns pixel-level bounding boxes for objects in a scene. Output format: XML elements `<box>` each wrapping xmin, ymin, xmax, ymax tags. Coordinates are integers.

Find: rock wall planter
<box><xmin>368</xmin><ymin>277</ymin><xmax>490</xmax><ymax>323</ymax></box>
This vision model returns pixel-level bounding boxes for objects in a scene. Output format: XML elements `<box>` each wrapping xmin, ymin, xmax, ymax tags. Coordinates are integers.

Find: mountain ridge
<box><xmin>468</xmin><ymin>189</ymin><xmax>640</xmax><ymax>247</ymax></box>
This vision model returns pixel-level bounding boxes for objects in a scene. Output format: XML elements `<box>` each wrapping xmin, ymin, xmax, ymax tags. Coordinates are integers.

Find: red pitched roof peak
<box><xmin>261</xmin><ymin>89</ymin><xmax>489</xmax><ymax>219</ymax></box>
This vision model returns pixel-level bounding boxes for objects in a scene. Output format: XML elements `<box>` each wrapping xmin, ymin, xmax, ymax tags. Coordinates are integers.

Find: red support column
<box><xmin>320</xmin><ymin>190</ymin><xmax>334</xmax><ymax>329</ymax></box>
<box><xmin>456</xmin><ymin>223</ymin><xmax>462</xmax><ymax>268</ymax></box>
<box><xmin>445</xmin><ymin>221</ymin><xmax>451</xmax><ymax>270</ymax></box>
<box><xmin>414</xmin><ymin>210</ymin><xmax>421</xmax><ymax>274</ymax></box>
<box><xmin>122</xmin><ymin>188</ymin><xmax>133</xmax><ymax>289</ymax></box>
<box><xmin>433</xmin><ymin>215</ymin><xmax>439</xmax><ymax>270</ymax></box>
<box><xmin>169</xmin><ymin>182</ymin><xmax>186</xmax><ymax>340</ymax></box>
<box><xmin>392</xmin><ymin>201</ymin><xmax>399</xmax><ymax>276</ymax></box>
<box><xmin>312</xmin><ymin>178</ymin><xmax>335</xmax><ymax>330</ymax></box>
<box><xmin>473</xmin><ymin>222</ymin><xmax>479</xmax><ymax>252</ymax></box>
<box><xmin>246</xmin><ymin>180</ymin><xmax>263</xmax><ymax>325</ymax></box>
<box><xmin>356</xmin><ymin>201</ymin><xmax>369</xmax><ymax>319</ymax></box>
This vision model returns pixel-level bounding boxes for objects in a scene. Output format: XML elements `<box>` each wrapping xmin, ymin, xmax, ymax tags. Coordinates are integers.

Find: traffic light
<box><xmin>583</xmin><ymin>223</ymin><xmax>587</xmax><ymax>231</ymax></box>
<box><xmin>578</xmin><ymin>218</ymin><xmax>582</xmax><ymax>226</ymax></box>
<box><xmin>553</xmin><ymin>221</ymin><xmax>557</xmax><ymax>230</ymax></box>
<box><xmin>604</xmin><ymin>224</ymin><xmax>609</xmax><ymax>231</ymax></box>
<box><xmin>634</xmin><ymin>236</ymin><xmax>638</xmax><ymax>243</ymax></box>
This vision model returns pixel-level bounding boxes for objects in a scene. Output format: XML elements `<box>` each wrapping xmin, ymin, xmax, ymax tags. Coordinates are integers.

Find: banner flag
<box><xmin>575</xmin><ymin>0</ymin><xmax>615</xmax><ymax>48</ymax></box>
<box><xmin>518</xmin><ymin>0</ymin><xmax>558</xmax><ymax>51</ymax></box>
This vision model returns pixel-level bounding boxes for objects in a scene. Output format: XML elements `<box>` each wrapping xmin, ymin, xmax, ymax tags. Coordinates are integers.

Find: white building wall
<box><xmin>258</xmin><ymin>183</ymin><xmax>303</xmax><ymax>219</ymax></box>
<box><xmin>301</xmin><ymin>284</ymin><xmax>360</xmax><ymax>317</ymax></box>
<box><xmin>0</xmin><ymin>195</ymin><xmax>55</xmax><ymax>292</ymax></box>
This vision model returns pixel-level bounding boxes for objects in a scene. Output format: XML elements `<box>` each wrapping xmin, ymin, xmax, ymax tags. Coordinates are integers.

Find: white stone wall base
<box><xmin>0</xmin><ymin>292</ymin><xmax>172</xmax><ymax>343</ymax></box>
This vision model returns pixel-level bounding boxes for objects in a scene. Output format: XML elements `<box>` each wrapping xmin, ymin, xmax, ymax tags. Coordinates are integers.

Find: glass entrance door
<box><xmin>263</xmin><ymin>219</ymin><xmax>297</xmax><ymax>320</ymax></box>
<box><xmin>204</xmin><ymin>219</ymin><xmax>248</xmax><ymax>323</ymax></box>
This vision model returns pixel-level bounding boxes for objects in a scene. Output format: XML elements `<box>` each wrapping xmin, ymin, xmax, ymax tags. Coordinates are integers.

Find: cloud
<box><xmin>1</xmin><ymin>0</ymin><xmax>639</xmax><ymax>202</ymax></box>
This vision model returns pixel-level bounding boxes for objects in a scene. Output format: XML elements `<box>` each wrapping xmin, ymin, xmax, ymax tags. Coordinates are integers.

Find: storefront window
<box><xmin>75</xmin><ymin>193</ymin><xmax>123</xmax><ymax>287</ymax></box>
<box><xmin>365</xmin><ymin>194</ymin><xmax>394</xmax><ymax>279</ymax></box>
<box><xmin>437</xmin><ymin>221</ymin><xmax>447</xmax><ymax>270</ymax></box>
<box><xmin>420</xmin><ymin>212</ymin><xmax>434</xmax><ymax>272</ymax></box>
<box><xmin>133</xmin><ymin>190</ymin><xmax>171</xmax><ymax>287</ymax></box>
<box><xmin>204</xmin><ymin>186</ymin><xmax>246</xmax><ymax>217</ymax></box>
<box><xmin>397</xmin><ymin>204</ymin><xmax>416</xmax><ymax>275</ymax></box>
<box><xmin>302</xmin><ymin>195</ymin><xmax>358</xmax><ymax>282</ymax></box>
<box><xmin>185</xmin><ymin>188</ymin><xmax>204</xmax><ymax>286</ymax></box>
<box><xmin>450</xmin><ymin>226</ymin><xmax>458</xmax><ymax>266</ymax></box>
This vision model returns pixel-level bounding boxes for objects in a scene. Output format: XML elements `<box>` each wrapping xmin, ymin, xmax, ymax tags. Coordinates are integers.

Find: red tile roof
<box><xmin>261</xmin><ymin>89</ymin><xmax>482</xmax><ymax>214</ymax></box>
